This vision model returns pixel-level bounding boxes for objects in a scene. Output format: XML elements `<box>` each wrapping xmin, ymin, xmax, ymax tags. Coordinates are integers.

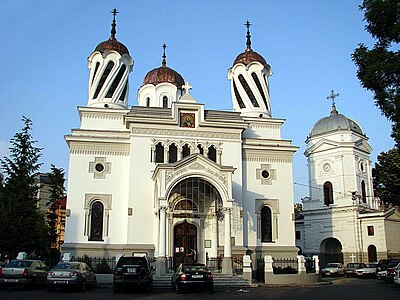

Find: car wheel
<box><xmin>48</xmin><ymin>285</ymin><xmax>55</xmax><ymax>292</ymax></box>
<box><xmin>29</xmin><ymin>279</ymin><xmax>37</xmax><ymax>290</ymax></box>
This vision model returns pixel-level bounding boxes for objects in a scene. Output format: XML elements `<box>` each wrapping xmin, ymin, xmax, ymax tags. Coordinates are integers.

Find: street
<box><xmin>0</xmin><ymin>278</ymin><xmax>399</xmax><ymax>300</ymax></box>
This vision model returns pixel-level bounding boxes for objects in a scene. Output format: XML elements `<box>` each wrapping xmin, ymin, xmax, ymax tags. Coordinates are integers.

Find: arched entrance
<box><xmin>173</xmin><ymin>221</ymin><xmax>197</xmax><ymax>268</ymax></box>
<box><xmin>320</xmin><ymin>238</ymin><xmax>343</xmax><ymax>267</ymax></box>
<box><xmin>367</xmin><ymin>245</ymin><xmax>377</xmax><ymax>262</ymax></box>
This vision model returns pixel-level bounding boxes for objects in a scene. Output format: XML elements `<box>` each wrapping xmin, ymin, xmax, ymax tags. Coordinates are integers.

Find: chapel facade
<box><xmin>63</xmin><ymin>12</ymin><xmax>299</xmax><ymax>275</ymax></box>
<box><xmin>295</xmin><ymin>95</ymin><xmax>400</xmax><ymax>267</ymax></box>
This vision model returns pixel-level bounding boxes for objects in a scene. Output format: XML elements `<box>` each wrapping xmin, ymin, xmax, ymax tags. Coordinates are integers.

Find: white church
<box><xmin>62</xmin><ymin>13</ymin><xmax>299</xmax><ymax>275</ymax></box>
<box><xmin>295</xmin><ymin>94</ymin><xmax>400</xmax><ymax>267</ymax></box>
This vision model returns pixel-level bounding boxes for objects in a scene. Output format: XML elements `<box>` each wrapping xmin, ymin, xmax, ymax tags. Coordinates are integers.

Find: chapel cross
<box><xmin>326</xmin><ymin>90</ymin><xmax>340</xmax><ymax>107</ymax></box>
<box><xmin>182</xmin><ymin>82</ymin><xmax>193</xmax><ymax>94</ymax></box>
<box><xmin>162</xmin><ymin>43</ymin><xmax>167</xmax><ymax>67</ymax></box>
<box><xmin>245</xmin><ymin>20</ymin><xmax>252</xmax><ymax>50</ymax></box>
<box><xmin>350</xmin><ymin>253</ymin><xmax>356</xmax><ymax>263</ymax></box>
<box><xmin>110</xmin><ymin>8</ymin><xmax>119</xmax><ymax>38</ymax></box>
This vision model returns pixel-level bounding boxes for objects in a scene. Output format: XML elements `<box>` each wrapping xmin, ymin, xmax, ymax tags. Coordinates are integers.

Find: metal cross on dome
<box><xmin>326</xmin><ymin>90</ymin><xmax>340</xmax><ymax>106</ymax></box>
<box><xmin>182</xmin><ymin>82</ymin><xmax>193</xmax><ymax>94</ymax></box>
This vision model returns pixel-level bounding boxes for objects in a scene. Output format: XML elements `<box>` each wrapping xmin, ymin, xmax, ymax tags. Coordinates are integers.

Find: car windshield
<box><xmin>6</xmin><ymin>260</ymin><xmax>33</xmax><ymax>268</ymax></box>
<box><xmin>388</xmin><ymin>261</ymin><xmax>400</xmax><ymax>267</ymax></box>
<box><xmin>182</xmin><ymin>265</ymin><xmax>207</xmax><ymax>272</ymax></box>
<box><xmin>367</xmin><ymin>263</ymin><xmax>378</xmax><ymax>268</ymax></box>
<box><xmin>117</xmin><ymin>258</ymin><xmax>147</xmax><ymax>268</ymax></box>
<box><xmin>326</xmin><ymin>263</ymin><xmax>340</xmax><ymax>267</ymax></box>
<box><xmin>54</xmin><ymin>262</ymin><xmax>79</xmax><ymax>270</ymax></box>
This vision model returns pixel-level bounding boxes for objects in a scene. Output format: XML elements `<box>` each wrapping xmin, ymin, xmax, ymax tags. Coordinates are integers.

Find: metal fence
<box><xmin>233</xmin><ymin>256</ymin><xmax>243</xmax><ymax>275</ymax></box>
<box><xmin>70</xmin><ymin>256</ymin><xmax>116</xmax><ymax>274</ymax></box>
<box><xmin>272</xmin><ymin>258</ymin><xmax>298</xmax><ymax>274</ymax></box>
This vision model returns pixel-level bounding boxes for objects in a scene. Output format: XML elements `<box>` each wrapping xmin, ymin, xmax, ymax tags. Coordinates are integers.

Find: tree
<box><xmin>0</xmin><ymin>116</ymin><xmax>45</xmax><ymax>259</ymax></box>
<box><xmin>372</xmin><ymin>148</ymin><xmax>400</xmax><ymax>206</ymax></box>
<box><xmin>352</xmin><ymin>0</ymin><xmax>400</xmax><ymax>145</ymax></box>
<box><xmin>46</xmin><ymin>165</ymin><xmax>65</xmax><ymax>246</ymax></box>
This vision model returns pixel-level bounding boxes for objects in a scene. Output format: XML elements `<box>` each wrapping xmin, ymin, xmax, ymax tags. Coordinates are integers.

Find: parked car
<box><xmin>0</xmin><ymin>259</ymin><xmax>48</xmax><ymax>290</ymax></box>
<box><xmin>376</xmin><ymin>258</ymin><xmax>392</xmax><ymax>273</ymax></box>
<box><xmin>171</xmin><ymin>263</ymin><xmax>213</xmax><ymax>293</ymax></box>
<box><xmin>344</xmin><ymin>263</ymin><xmax>366</xmax><ymax>277</ymax></box>
<box><xmin>320</xmin><ymin>263</ymin><xmax>344</xmax><ymax>277</ymax></box>
<box><xmin>394</xmin><ymin>263</ymin><xmax>400</xmax><ymax>286</ymax></box>
<box><xmin>355</xmin><ymin>263</ymin><xmax>378</xmax><ymax>278</ymax></box>
<box><xmin>47</xmin><ymin>261</ymin><xmax>97</xmax><ymax>292</ymax></box>
<box><xmin>376</xmin><ymin>270</ymin><xmax>387</xmax><ymax>280</ymax></box>
<box><xmin>384</xmin><ymin>259</ymin><xmax>400</xmax><ymax>283</ymax></box>
<box><xmin>113</xmin><ymin>256</ymin><xmax>153</xmax><ymax>293</ymax></box>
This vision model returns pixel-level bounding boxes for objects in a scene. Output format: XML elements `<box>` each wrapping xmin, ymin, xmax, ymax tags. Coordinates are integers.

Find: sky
<box><xmin>0</xmin><ymin>0</ymin><xmax>395</xmax><ymax>201</ymax></box>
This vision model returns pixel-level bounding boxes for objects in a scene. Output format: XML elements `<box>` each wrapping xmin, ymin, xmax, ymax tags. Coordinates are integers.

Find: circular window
<box><xmin>323</xmin><ymin>163</ymin><xmax>331</xmax><ymax>172</ymax></box>
<box><xmin>95</xmin><ymin>163</ymin><xmax>105</xmax><ymax>172</ymax></box>
<box><xmin>261</xmin><ymin>170</ymin><xmax>270</xmax><ymax>179</ymax></box>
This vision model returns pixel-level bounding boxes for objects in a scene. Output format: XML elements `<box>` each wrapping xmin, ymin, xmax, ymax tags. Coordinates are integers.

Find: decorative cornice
<box><xmin>132</xmin><ymin>127</ymin><xmax>241</xmax><ymax>140</ymax></box>
<box><xmin>302</xmin><ymin>206</ymin><xmax>358</xmax><ymax>216</ymax></box>
<box><xmin>70</xmin><ymin>144</ymin><xmax>130</xmax><ymax>156</ymax></box>
<box><xmin>243</xmin><ymin>151</ymin><xmax>293</xmax><ymax>163</ymax></box>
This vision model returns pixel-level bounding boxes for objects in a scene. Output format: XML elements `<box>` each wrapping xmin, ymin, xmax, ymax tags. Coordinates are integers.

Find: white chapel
<box><xmin>62</xmin><ymin>13</ymin><xmax>299</xmax><ymax>275</ymax></box>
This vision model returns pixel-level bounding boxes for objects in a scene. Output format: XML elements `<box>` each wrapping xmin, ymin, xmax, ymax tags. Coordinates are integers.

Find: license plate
<box><xmin>5</xmin><ymin>279</ymin><xmax>18</xmax><ymax>283</ymax></box>
<box><xmin>192</xmin><ymin>275</ymin><xmax>203</xmax><ymax>278</ymax></box>
<box><xmin>127</xmin><ymin>268</ymin><xmax>136</xmax><ymax>273</ymax></box>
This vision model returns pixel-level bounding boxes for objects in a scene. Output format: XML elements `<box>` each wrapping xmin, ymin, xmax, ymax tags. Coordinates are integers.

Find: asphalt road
<box><xmin>0</xmin><ymin>278</ymin><xmax>399</xmax><ymax>300</ymax></box>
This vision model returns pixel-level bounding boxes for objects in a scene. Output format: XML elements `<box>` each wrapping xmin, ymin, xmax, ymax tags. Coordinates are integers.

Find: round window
<box><xmin>95</xmin><ymin>163</ymin><xmax>105</xmax><ymax>172</ymax></box>
<box><xmin>261</xmin><ymin>170</ymin><xmax>270</xmax><ymax>179</ymax></box>
<box><xmin>323</xmin><ymin>163</ymin><xmax>331</xmax><ymax>172</ymax></box>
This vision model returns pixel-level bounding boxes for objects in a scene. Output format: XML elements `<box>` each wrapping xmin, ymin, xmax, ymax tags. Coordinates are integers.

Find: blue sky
<box><xmin>0</xmin><ymin>0</ymin><xmax>394</xmax><ymax>201</ymax></box>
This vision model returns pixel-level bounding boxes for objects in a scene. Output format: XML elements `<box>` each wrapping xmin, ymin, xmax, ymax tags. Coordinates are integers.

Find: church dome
<box><xmin>233</xmin><ymin>49</ymin><xmax>268</xmax><ymax>67</ymax></box>
<box><xmin>310</xmin><ymin>105</ymin><xmax>364</xmax><ymax>137</ymax></box>
<box><xmin>142</xmin><ymin>44</ymin><xmax>185</xmax><ymax>88</ymax></box>
<box><xmin>95</xmin><ymin>37</ymin><xmax>129</xmax><ymax>56</ymax></box>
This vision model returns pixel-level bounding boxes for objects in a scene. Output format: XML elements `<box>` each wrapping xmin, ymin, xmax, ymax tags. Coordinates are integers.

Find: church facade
<box><xmin>295</xmin><ymin>97</ymin><xmax>400</xmax><ymax>267</ymax></box>
<box><xmin>62</xmin><ymin>13</ymin><xmax>299</xmax><ymax>275</ymax></box>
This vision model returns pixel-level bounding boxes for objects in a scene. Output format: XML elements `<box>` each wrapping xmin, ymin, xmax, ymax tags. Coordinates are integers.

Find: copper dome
<box><xmin>143</xmin><ymin>65</ymin><xmax>184</xmax><ymax>88</ymax></box>
<box><xmin>233</xmin><ymin>49</ymin><xmax>268</xmax><ymax>67</ymax></box>
<box><xmin>95</xmin><ymin>37</ymin><xmax>129</xmax><ymax>56</ymax></box>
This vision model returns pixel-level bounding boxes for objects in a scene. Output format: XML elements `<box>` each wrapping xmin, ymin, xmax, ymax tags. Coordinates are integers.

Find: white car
<box><xmin>320</xmin><ymin>263</ymin><xmax>344</xmax><ymax>277</ymax></box>
<box><xmin>355</xmin><ymin>263</ymin><xmax>378</xmax><ymax>278</ymax></box>
<box><xmin>376</xmin><ymin>270</ymin><xmax>387</xmax><ymax>280</ymax></box>
<box><xmin>394</xmin><ymin>264</ymin><xmax>400</xmax><ymax>285</ymax></box>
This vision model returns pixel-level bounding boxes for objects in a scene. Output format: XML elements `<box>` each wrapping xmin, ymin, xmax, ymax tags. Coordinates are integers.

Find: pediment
<box><xmin>304</xmin><ymin>139</ymin><xmax>340</xmax><ymax>156</ymax></box>
<box><xmin>354</xmin><ymin>138</ymin><xmax>373</xmax><ymax>154</ymax></box>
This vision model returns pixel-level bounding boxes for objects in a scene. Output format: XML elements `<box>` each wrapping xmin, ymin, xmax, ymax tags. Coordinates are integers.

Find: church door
<box><xmin>173</xmin><ymin>221</ymin><xmax>197</xmax><ymax>269</ymax></box>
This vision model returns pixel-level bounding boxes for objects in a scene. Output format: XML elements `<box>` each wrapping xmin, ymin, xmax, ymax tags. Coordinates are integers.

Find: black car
<box><xmin>0</xmin><ymin>259</ymin><xmax>48</xmax><ymax>290</ymax></box>
<box><xmin>47</xmin><ymin>261</ymin><xmax>97</xmax><ymax>292</ymax></box>
<box><xmin>171</xmin><ymin>263</ymin><xmax>213</xmax><ymax>293</ymax></box>
<box><xmin>113</xmin><ymin>256</ymin><xmax>153</xmax><ymax>293</ymax></box>
<box><xmin>384</xmin><ymin>259</ymin><xmax>400</xmax><ymax>282</ymax></box>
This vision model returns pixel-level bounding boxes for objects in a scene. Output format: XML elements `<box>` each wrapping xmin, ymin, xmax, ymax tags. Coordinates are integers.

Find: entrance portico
<box><xmin>152</xmin><ymin>154</ymin><xmax>235</xmax><ymax>275</ymax></box>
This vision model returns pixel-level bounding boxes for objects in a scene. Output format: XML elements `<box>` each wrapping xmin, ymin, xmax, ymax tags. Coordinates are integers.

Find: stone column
<box><xmin>242</xmin><ymin>255</ymin><xmax>252</xmax><ymax>282</ymax></box>
<box><xmin>264</xmin><ymin>255</ymin><xmax>274</xmax><ymax>284</ymax></box>
<box><xmin>222</xmin><ymin>207</ymin><xmax>233</xmax><ymax>274</ymax></box>
<box><xmin>211</xmin><ymin>213</ymin><xmax>219</xmax><ymax>257</ymax></box>
<box><xmin>156</xmin><ymin>206</ymin><xmax>168</xmax><ymax>276</ymax></box>
<box><xmin>313</xmin><ymin>255</ymin><xmax>320</xmax><ymax>274</ymax></box>
<box><xmin>297</xmin><ymin>255</ymin><xmax>306</xmax><ymax>274</ymax></box>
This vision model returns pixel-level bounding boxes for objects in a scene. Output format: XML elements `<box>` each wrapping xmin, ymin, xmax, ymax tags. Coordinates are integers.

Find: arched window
<box><xmin>323</xmin><ymin>181</ymin><xmax>334</xmax><ymax>206</ymax></box>
<box><xmin>162</xmin><ymin>96</ymin><xmax>168</xmax><ymax>108</ymax></box>
<box><xmin>361</xmin><ymin>180</ymin><xmax>367</xmax><ymax>203</ymax></box>
<box><xmin>238</xmin><ymin>74</ymin><xmax>259</xmax><ymax>107</ymax></box>
<box><xmin>146</xmin><ymin>97</ymin><xmax>150</xmax><ymax>107</ymax></box>
<box><xmin>261</xmin><ymin>206</ymin><xmax>272</xmax><ymax>242</ymax></box>
<box><xmin>89</xmin><ymin>201</ymin><xmax>104</xmax><ymax>241</ymax></box>
<box><xmin>251</xmin><ymin>72</ymin><xmax>269</xmax><ymax>110</ymax></box>
<box><xmin>94</xmin><ymin>61</ymin><xmax>115</xmax><ymax>99</ymax></box>
<box><xmin>169</xmin><ymin>144</ymin><xmax>178</xmax><ymax>163</ymax></box>
<box><xmin>233</xmin><ymin>80</ymin><xmax>246</xmax><ymax>108</ymax></box>
<box><xmin>119</xmin><ymin>82</ymin><xmax>127</xmax><ymax>101</ymax></box>
<box><xmin>91</xmin><ymin>62</ymin><xmax>100</xmax><ymax>85</ymax></box>
<box><xmin>155</xmin><ymin>142</ymin><xmax>164</xmax><ymax>163</ymax></box>
<box><xmin>208</xmin><ymin>145</ymin><xmax>217</xmax><ymax>162</ymax></box>
<box><xmin>106</xmin><ymin>64</ymin><xmax>126</xmax><ymax>98</ymax></box>
<box><xmin>182</xmin><ymin>144</ymin><xmax>190</xmax><ymax>158</ymax></box>
<box><xmin>197</xmin><ymin>144</ymin><xmax>204</xmax><ymax>155</ymax></box>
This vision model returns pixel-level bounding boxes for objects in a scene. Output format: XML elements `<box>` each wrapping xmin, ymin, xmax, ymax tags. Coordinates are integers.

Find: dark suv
<box><xmin>113</xmin><ymin>256</ymin><xmax>153</xmax><ymax>293</ymax></box>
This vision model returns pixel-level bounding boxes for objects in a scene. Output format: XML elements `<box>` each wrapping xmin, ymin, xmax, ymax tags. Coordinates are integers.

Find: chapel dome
<box><xmin>233</xmin><ymin>49</ymin><xmax>268</xmax><ymax>67</ymax></box>
<box><xmin>310</xmin><ymin>105</ymin><xmax>364</xmax><ymax>137</ymax></box>
<box><xmin>142</xmin><ymin>44</ymin><xmax>185</xmax><ymax>88</ymax></box>
<box><xmin>95</xmin><ymin>37</ymin><xmax>129</xmax><ymax>56</ymax></box>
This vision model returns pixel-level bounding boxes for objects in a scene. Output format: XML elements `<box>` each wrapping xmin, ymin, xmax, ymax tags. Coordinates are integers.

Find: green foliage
<box><xmin>95</xmin><ymin>257</ymin><xmax>112</xmax><ymax>274</ymax></box>
<box><xmin>46</xmin><ymin>165</ymin><xmax>65</xmax><ymax>247</ymax></box>
<box><xmin>372</xmin><ymin>147</ymin><xmax>400</xmax><ymax>206</ymax></box>
<box><xmin>0</xmin><ymin>116</ymin><xmax>45</xmax><ymax>259</ymax></box>
<box><xmin>273</xmin><ymin>266</ymin><xmax>297</xmax><ymax>274</ymax></box>
<box><xmin>352</xmin><ymin>0</ymin><xmax>400</xmax><ymax>145</ymax></box>
<box><xmin>294</xmin><ymin>203</ymin><xmax>303</xmax><ymax>216</ymax></box>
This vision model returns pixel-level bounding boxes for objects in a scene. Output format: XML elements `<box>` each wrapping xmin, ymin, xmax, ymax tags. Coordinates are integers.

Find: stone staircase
<box><xmin>153</xmin><ymin>273</ymin><xmax>254</xmax><ymax>289</ymax></box>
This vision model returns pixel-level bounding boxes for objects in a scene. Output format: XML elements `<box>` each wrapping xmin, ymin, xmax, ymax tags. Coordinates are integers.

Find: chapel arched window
<box><xmin>233</xmin><ymin>79</ymin><xmax>246</xmax><ymax>109</ymax></box>
<box><xmin>162</xmin><ymin>96</ymin><xmax>168</xmax><ymax>108</ymax></box>
<box><xmin>182</xmin><ymin>144</ymin><xmax>190</xmax><ymax>158</ymax></box>
<box><xmin>146</xmin><ymin>97</ymin><xmax>150</xmax><ymax>107</ymax></box>
<box><xmin>91</xmin><ymin>62</ymin><xmax>100</xmax><ymax>85</ymax></box>
<box><xmin>361</xmin><ymin>180</ymin><xmax>367</xmax><ymax>203</ymax></box>
<box><xmin>238</xmin><ymin>74</ymin><xmax>259</xmax><ymax>107</ymax></box>
<box><xmin>197</xmin><ymin>145</ymin><xmax>204</xmax><ymax>155</ymax></box>
<box><xmin>106</xmin><ymin>64</ymin><xmax>126</xmax><ymax>98</ymax></box>
<box><xmin>155</xmin><ymin>142</ymin><xmax>164</xmax><ymax>163</ymax></box>
<box><xmin>208</xmin><ymin>145</ymin><xmax>217</xmax><ymax>163</ymax></box>
<box><xmin>169</xmin><ymin>144</ymin><xmax>178</xmax><ymax>163</ymax></box>
<box><xmin>89</xmin><ymin>201</ymin><xmax>104</xmax><ymax>241</ymax></box>
<box><xmin>323</xmin><ymin>181</ymin><xmax>334</xmax><ymax>206</ymax></box>
<box><xmin>261</xmin><ymin>206</ymin><xmax>272</xmax><ymax>242</ymax></box>
<box><xmin>251</xmin><ymin>72</ymin><xmax>268</xmax><ymax>110</ymax></box>
<box><xmin>94</xmin><ymin>61</ymin><xmax>115</xmax><ymax>99</ymax></box>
